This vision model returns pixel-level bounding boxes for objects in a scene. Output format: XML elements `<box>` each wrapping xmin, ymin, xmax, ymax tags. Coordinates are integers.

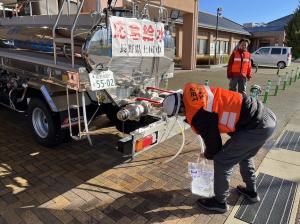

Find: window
<box><xmin>220</xmin><ymin>41</ymin><xmax>229</xmax><ymax>54</ymax></box>
<box><xmin>216</xmin><ymin>40</ymin><xmax>220</xmax><ymax>54</ymax></box>
<box><xmin>225</xmin><ymin>41</ymin><xmax>229</xmax><ymax>54</ymax></box>
<box><xmin>197</xmin><ymin>39</ymin><xmax>208</xmax><ymax>54</ymax></box>
<box><xmin>257</xmin><ymin>48</ymin><xmax>270</xmax><ymax>55</ymax></box>
<box><xmin>271</xmin><ymin>48</ymin><xmax>282</xmax><ymax>55</ymax></box>
<box><xmin>232</xmin><ymin>41</ymin><xmax>239</xmax><ymax>51</ymax></box>
<box><xmin>282</xmin><ymin>49</ymin><xmax>287</xmax><ymax>55</ymax></box>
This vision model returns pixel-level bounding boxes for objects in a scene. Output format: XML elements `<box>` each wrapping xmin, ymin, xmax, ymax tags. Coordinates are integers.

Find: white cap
<box><xmin>162</xmin><ymin>90</ymin><xmax>183</xmax><ymax>116</ymax></box>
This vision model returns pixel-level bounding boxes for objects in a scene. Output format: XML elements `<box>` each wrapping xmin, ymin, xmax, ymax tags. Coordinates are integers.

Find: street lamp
<box><xmin>214</xmin><ymin>7</ymin><xmax>222</xmax><ymax>65</ymax></box>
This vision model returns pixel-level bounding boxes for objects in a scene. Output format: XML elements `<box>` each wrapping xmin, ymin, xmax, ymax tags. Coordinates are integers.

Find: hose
<box><xmin>163</xmin><ymin>119</ymin><xmax>185</xmax><ymax>163</ymax></box>
<box><xmin>162</xmin><ymin>119</ymin><xmax>206</xmax><ymax>164</ymax></box>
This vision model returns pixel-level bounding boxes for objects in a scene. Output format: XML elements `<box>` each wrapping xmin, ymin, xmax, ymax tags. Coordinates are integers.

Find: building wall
<box><xmin>250</xmin><ymin>31</ymin><xmax>286</xmax><ymax>51</ymax></box>
<box><xmin>175</xmin><ymin>25</ymin><xmax>249</xmax><ymax>60</ymax></box>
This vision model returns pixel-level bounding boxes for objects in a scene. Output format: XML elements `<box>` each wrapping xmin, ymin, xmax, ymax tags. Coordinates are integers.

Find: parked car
<box><xmin>251</xmin><ymin>46</ymin><xmax>292</xmax><ymax>69</ymax></box>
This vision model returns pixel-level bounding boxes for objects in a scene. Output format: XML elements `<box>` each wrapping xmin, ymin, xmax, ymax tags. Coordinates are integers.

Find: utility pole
<box><xmin>214</xmin><ymin>7</ymin><xmax>222</xmax><ymax>65</ymax></box>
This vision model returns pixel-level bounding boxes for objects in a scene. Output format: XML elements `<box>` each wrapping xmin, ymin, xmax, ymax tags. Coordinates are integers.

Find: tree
<box><xmin>285</xmin><ymin>2</ymin><xmax>300</xmax><ymax>59</ymax></box>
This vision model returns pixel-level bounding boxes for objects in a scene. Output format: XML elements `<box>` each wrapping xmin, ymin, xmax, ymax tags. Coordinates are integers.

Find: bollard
<box><xmin>298</xmin><ymin>67</ymin><xmax>300</xmax><ymax>79</ymax></box>
<box><xmin>283</xmin><ymin>72</ymin><xmax>288</xmax><ymax>90</ymax></box>
<box><xmin>274</xmin><ymin>76</ymin><xmax>281</xmax><ymax>96</ymax></box>
<box><xmin>297</xmin><ymin>67</ymin><xmax>300</xmax><ymax>79</ymax></box>
<box><xmin>289</xmin><ymin>70</ymin><xmax>293</xmax><ymax>85</ymax></box>
<box><xmin>276</xmin><ymin>67</ymin><xmax>280</xmax><ymax>76</ymax></box>
<box><xmin>263</xmin><ymin>80</ymin><xmax>272</xmax><ymax>104</ymax></box>
<box><xmin>295</xmin><ymin>69</ymin><xmax>298</xmax><ymax>82</ymax></box>
<box><xmin>204</xmin><ymin>80</ymin><xmax>209</xmax><ymax>86</ymax></box>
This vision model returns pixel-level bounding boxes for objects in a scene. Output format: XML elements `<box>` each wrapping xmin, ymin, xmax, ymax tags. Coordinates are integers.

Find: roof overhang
<box><xmin>198</xmin><ymin>23</ymin><xmax>251</xmax><ymax>36</ymax></box>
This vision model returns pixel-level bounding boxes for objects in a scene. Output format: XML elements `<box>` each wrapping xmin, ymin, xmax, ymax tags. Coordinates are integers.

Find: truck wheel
<box><xmin>277</xmin><ymin>61</ymin><xmax>286</xmax><ymax>69</ymax></box>
<box><xmin>28</xmin><ymin>98</ymin><xmax>63</xmax><ymax>147</ymax></box>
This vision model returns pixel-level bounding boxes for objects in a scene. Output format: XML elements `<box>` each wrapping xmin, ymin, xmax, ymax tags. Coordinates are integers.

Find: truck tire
<box><xmin>28</xmin><ymin>98</ymin><xmax>63</xmax><ymax>147</ymax></box>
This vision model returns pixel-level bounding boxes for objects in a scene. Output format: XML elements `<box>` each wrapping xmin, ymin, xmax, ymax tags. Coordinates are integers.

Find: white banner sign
<box><xmin>110</xmin><ymin>16</ymin><xmax>165</xmax><ymax>57</ymax></box>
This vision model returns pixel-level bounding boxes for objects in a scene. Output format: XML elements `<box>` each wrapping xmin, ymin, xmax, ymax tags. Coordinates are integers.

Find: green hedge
<box><xmin>197</xmin><ymin>55</ymin><xmax>230</xmax><ymax>65</ymax></box>
<box><xmin>174</xmin><ymin>55</ymin><xmax>230</xmax><ymax>67</ymax></box>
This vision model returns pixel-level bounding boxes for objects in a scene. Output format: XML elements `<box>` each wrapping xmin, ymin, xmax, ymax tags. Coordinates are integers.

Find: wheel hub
<box><xmin>32</xmin><ymin>108</ymin><xmax>49</xmax><ymax>139</ymax></box>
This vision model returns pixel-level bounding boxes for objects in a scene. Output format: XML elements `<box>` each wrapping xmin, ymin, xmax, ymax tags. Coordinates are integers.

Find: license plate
<box><xmin>89</xmin><ymin>70</ymin><xmax>116</xmax><ymax>91</ymax></box>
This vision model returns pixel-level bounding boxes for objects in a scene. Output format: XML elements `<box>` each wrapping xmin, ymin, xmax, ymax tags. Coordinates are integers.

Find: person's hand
<box><xmin>227</xmin><ymin>72</ymin><xmax>232</xmax><ymax>80</ymax></box>
<box><xmin>198</xmin><ymin>153</ymin><xmax>206</xmax><ymax>160</ymax></box>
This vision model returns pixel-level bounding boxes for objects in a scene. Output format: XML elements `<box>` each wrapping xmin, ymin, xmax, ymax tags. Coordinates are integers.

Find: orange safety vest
<box><xmin>183</xmin><ymin>83</ymin><xmax>243</xmax><ymax>133</ymax></box>
<box><xmin>231</xmin><ymin>51</ymin><xmax>251</xmax><ymax>76</ymax></box>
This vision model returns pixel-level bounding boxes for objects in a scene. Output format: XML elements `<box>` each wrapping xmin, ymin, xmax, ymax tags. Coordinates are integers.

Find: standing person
<box><xmin>227</xmin><ymin>39</ymin><xmax>252</xmax><ymax>95</ymax></box>
<box><xmin>162</xmin><ymin>83</ymin><xmax>276</xmax><ymax>213</ymax></box>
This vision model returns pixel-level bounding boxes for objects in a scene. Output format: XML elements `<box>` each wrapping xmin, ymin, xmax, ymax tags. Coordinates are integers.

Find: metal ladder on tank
<box><xmin>52</xmin><ymin>0</ymin><xmax>93</xmax><ymax>146</ymax></box>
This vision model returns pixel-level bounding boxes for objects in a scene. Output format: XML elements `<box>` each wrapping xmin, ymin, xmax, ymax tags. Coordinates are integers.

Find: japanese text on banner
<box><xmin>110</xmin><ymin>16</ymin><xmax>165</xmax><ymax>57</ymax></box>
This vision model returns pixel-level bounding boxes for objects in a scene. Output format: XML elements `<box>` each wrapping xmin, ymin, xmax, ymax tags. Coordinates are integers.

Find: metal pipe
<box><xmin>214</xmin><ymin>13</ymin><xmax>219</xmax><ymax>64</ymax></box>
<box><xmin>96</xmin><ymin>0</ymin><xmax>101</xmax><ymax>13</ymax></box>
<box><xmin>29</xmin><ymin>1</ymin><xmax>32</xmax><ymax>16</ymax></box>
<box><xmin>67</xmin><ymin>0</ymin><xmax>71</xmax><ymax>16</ymax></box>
<box><xmin>146</xmin><ymin>86</ymin><xmax>174</xmax><ymax>94</ymax></box>
<box><xmin>135</xmin><ymin>97</ymin><xmax>160</xmax><ymax>105</ymax></box>
<box><xmin>15</xmin><ymin>3</ymin><xmax>18</xmax><ymax>17</ymax></box>
<box><xmin>71</xmin><ymin>0</ymin><xmax>85</xmax><ymax>68</ymax></box>
<box><xmin>46</xmin><ymin>0</ymin><xmax>49</xmax><ymax>15</ymax></box>
<box><xmin>0</xmin><ymin>102</ymin><xmax>25</xmax><ymax>113</ymax></box>
<box><xmin>76</xmin><ymin>90</ymin><xmax>82</xmax><ymax>138</ymax></box>
<box><xmin>66</xmin><ymin>86</ymin><xmax>75</xmax><ymax>138</ymax></box>
<box><xmin>8</xmin><ymin>88</ymin><xmax>26</xmax><ymax>112</ymax></box>
<box><xmin>53</xmin><ymin>0</ymin><xmax>67</xmax><ymax>65</ymax></box>
<box><xmin>2</xmin><ymin>4</ymin><xmax>5</xmax><ymax>18</ymax></box>
<box><xmin>17</xmin><ymin>86</ymin><xmax>28</xmax><ymax>103</ymax></box>
<box><xmin>82</xmin><ymin>91</ymin><xmax>93</xmax><ymax>146</ymax></box>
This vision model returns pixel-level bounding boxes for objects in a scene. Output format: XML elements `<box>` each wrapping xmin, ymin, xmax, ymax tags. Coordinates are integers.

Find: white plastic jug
<box><xmin>188</xmin><ymin>135</ymin><xmax>214</xmax><ymax>198</ymax></box>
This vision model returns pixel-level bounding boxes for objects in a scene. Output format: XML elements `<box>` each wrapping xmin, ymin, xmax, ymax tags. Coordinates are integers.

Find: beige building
<box><xmin>175</xmin><ymin>11</ymin><xmax>251</xmax><ymax>65</ymax></box>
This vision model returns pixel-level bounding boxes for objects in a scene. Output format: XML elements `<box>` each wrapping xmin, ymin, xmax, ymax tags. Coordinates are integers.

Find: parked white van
<box><xmin>251</xmin><ymin>46</ymin><xmax>292</xmax><ymax>68</ymax></box>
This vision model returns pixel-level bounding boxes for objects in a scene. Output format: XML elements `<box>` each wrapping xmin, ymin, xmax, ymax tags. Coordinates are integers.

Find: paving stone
<box><xmin>18</xmin><ymin>209</ymin><xmax>43</xmax><ymax>224</ymax></box>
<box><xmin>49</xmin><ymin>209</ymin><xmax>74</xmax><ymax>224</ymax></box>
<box><xmin>33</xmin><ymin>208</ymin><xmax>62</xmax><ymax>224</ymax></box>
<box><xmin>87</xmin><ymin>209</ymin><xmax>105</xmax><ymax>222</ymax></box>
<box><xmin>207</xmin><ymin>214</ymin><xmax>227</xmax><ymax>224</ymax></box>
<box><xmin>67</xmin><ymin>209</ymin><xmax>91</xmax><ymax>223</ymax></box>
<box><xmin>0</xmin><ymin>100</ymin><xmax>288</xmax><ymax>224</ymax></box>
<box><xmin>1</xmin><ymin>210</ymin><xmax>22</xmax><ymax>224</ymax></box>
<box><xmin>102</xmin><ymin>206</ymin><xmax>125</xmax><ymax>222</ymax></box>
<box><xmin>191</xmin><ymin>214</ymin><xmax>211</xmax><ymax>224</ymax></box>
<box><xmin>0</xmin><ymin>215</ymin><xmax>7</xmax><ymax>224</ymax></box>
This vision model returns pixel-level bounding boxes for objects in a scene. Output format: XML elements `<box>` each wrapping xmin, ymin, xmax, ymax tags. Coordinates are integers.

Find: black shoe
<box><xmin>237</xmin><ymin>185</ymin><xmax>260</xmax><ymax>203</ymax></box>
<box><xmin>197</xmin><ymin>197</ymin><xmax>228</xmax><ymax>213</ymax></box>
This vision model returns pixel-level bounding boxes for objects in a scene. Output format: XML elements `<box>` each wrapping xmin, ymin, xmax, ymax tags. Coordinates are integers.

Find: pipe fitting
<box><xmin>117</xmin><ymin>101</ymin><xmax>150</xmax><ymax>121</ymax></box>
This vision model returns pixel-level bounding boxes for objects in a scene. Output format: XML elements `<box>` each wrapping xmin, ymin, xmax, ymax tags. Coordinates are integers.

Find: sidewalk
<box><xmin>225</xmin><ymin>112</ymin><xmax>300</xmax><ymax>224</ymax></box>
<box><xmin>0</xmin><ymin>64</ymin><xmax>299</xmax><ymax>223</ymax></box>
<box><xmin>168</xmin><ymin>63</ymin><xmax>300</xmax><ymax>223</ymax></box>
